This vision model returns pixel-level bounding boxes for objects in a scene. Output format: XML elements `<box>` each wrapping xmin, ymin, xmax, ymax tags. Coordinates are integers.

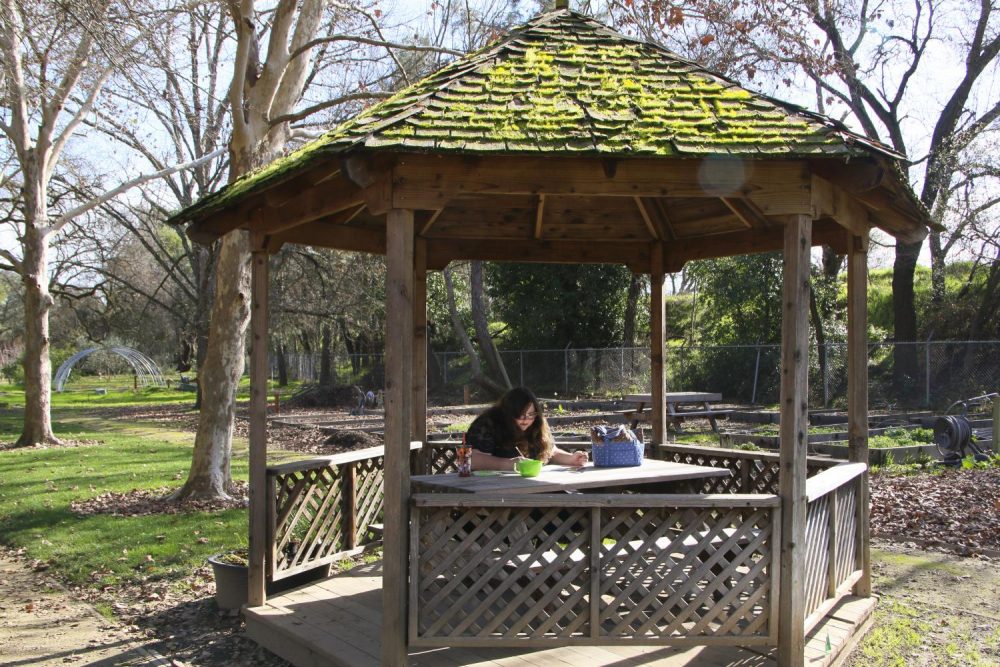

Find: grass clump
<box><xmin>869</xmin><ymin>426</ymin><xmax>934</xmax><ymax>449</ymax></box>
<box><xmin>856</xmin><ymin>600</ymin><xmax>929</xmax><ymax>667</ymax></box>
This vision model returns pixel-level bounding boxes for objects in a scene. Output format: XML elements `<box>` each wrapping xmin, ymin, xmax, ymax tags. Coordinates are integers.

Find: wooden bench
<box><xmin>617</xmin><ymin>404</ymin><xmax>732</xmax><ymax>433</ymax></box>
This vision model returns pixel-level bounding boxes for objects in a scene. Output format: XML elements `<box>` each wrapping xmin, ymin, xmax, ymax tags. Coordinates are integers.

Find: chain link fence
<box><xmin>272</xmin><ymin>340</ymin><xmax>1000</xmax><ymax>409</ymax></box>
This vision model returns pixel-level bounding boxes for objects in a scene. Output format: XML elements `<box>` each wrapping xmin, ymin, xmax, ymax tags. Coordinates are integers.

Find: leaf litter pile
<box><xmin>870</xmin><ymin>467</ymin><xmax>1000</xmax><ymax>556</ymax></box>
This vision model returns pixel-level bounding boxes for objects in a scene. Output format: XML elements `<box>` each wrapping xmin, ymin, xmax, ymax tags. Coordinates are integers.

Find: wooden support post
<box><xmin>778</xmin><ymin>215</ymin><xmax>811</xmax><ymax>667</ymax></box>
<box><xmin>650</xmin><ymin>246</ymin><xmax>666</xmax><ymax>454</ymax></box>
<box><xmin>413</xmin><ymin>237</ymin><xmax>428</xmax><ymax>473</ymax></box>
<box><xmin>847</xmin><ymin>232</ymin><xmax>872</xmax><ymax>596</ymax></box>
<box><xmin>383</xmin><ymin>209</ymin><xmax>414</xmax><ymax>666</ymax></box>
<box><xmin>248</xmin><ymin>248</ymin><xmax>270</xmax><ymax>607</ymax></box>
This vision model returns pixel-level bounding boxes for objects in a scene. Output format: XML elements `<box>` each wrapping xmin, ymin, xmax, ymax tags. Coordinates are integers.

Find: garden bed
<box><xmin>720</xmin><ymin>425</ymin><xmax>945</xmax><ymax>464</ymax></box>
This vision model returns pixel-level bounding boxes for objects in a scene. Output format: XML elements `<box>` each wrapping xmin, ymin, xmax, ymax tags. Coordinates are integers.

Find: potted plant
<box><xmin>207</xmin><ymin>549</ymin><xmax>249</xmax><ymax>610</ymax></box>
<box><xmin>207</xmin><ymin>546</ymin><xmax>334</xmax><ymax>610</ymax></box>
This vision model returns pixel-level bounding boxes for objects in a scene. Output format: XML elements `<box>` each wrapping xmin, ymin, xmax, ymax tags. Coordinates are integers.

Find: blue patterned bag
<box><xmin>590</xmin><ymin>425</ymin><xmax>643</xmax><ymax>467</ymax></box>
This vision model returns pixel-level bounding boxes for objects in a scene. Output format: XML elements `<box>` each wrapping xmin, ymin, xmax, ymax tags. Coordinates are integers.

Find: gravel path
<box><xmin>0</xmin><ymin>549</ymin><xmax>169</xmax><ymax>666</ymax></box>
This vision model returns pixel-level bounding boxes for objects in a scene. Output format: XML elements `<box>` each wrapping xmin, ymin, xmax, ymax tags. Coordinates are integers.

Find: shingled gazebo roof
<box><xmin>175</xmin><ymin>8</ymin><xmax>929</xmax><ymax>255</ymax></box>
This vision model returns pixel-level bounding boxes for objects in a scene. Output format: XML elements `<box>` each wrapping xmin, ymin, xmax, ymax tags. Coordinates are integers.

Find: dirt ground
<box><xmin>0</xmin><ymin>549</ymin><xmax>166</xmax><ymax>666</ymax></box>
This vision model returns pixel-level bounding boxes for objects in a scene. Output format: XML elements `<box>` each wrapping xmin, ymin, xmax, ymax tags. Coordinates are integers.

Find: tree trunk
<box><xmin>17</xmin><ymin>221</ymin><xmax>60</xmax><ymax>446</ymax></box>
<box><xmin>319</xmin><ymin>323</ymin><xmax>332</xmax><ymax>385</ymax></box>
<box><xmin>809</xmin><ymin>284</ymin><xmax>828</xmax><ymax>407</ymax></box>
<box><xmin>470</xmin><ymin>261</ymin><xmax>511</xmax><ymax>388</ymax></box>
<box><xmin>171</xmin><ymin>231</ymin><xmax>251</xmax><ymax>500</ymax></box>
<box><xmin>892</xmin><ymin>240</ymin><xmax>922</xmax><ymax>400</ymax></box>
<box><xmin>192</xmin><ymin>244</ymin><xmax>216</xmax><ymax>411</ymax></box>
<box><xmin>623</xmin><ymin>272</ymin><xmax>642</xmax><ymax>347</ymax></box>
<box><xmin>276</xmin><ymin>342</ymin><xmax>288</xmax><ymax>387</ymax></box>
<box><xmin>928</xmin><ymin>230</ymin><xmax>946</xmax><ymax>304</ymax></box>
<box><xmin>444</xmin><ymin>265</ymin><xmax>505</xmax><ymax>398</ymax></box>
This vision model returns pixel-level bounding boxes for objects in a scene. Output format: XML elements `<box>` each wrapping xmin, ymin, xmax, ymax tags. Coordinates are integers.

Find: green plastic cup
<box><xmin>516</xmin><ymin>458</ymin><xmax>542</xmax><ymax>477</ymax></box>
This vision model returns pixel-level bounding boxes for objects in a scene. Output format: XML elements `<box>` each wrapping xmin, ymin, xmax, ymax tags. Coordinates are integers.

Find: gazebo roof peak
<box><xmin>323</xmin><ymin>7</ymin><xmax>897</xmax><ymax>160</ymax></box>
<box><xmin>172</xmin><ymin>6</ymin><xmax>930</xmax><ymax>242</ymax></box>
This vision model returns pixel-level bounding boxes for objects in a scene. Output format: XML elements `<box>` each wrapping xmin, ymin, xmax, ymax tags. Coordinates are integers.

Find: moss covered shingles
<box><xmin>178</xmin><ymin>9</ymin><xmax>880</xmax><ymax>220</ymax></box>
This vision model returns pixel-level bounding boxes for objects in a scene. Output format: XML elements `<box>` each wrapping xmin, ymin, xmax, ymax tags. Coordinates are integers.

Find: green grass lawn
<box><xmin>0</xmin><ymin>385</ymin><xmax>250</xmax><ymax>590</ymax></box>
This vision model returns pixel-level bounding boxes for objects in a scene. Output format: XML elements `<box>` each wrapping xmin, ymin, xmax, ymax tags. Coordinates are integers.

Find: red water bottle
<box><xmin>457</xmin><ymin>433</ymin><xmax>472</xmax><ymax>477</ymax></box>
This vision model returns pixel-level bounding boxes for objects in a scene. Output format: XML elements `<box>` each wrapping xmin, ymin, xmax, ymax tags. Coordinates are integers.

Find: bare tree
<box><xmin>176</xmin><ymin>0</ymin><xmax>465</xmax><ymax>500</ymax></box>
<box><xmin>612</xmin><ymin>0</ymin><xmax>1000</xmax><ymax>397</ymax></box>
<box><xmin>0</xmin><ymin>0</ymin><xmax>220</xmax><ymax>446</ymax></box>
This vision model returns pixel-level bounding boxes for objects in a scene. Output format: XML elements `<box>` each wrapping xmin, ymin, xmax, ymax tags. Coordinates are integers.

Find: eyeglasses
<box><xmin>515</xmin><ymin>412</ymin><xmax>537</xmax><ymax>422</ymax></box>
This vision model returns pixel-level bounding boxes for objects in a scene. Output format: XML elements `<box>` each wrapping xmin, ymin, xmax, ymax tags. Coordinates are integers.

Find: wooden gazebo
<box><xmin>174</xmin><ymin>8</ymin><xmax>929</xmax><ymax>667</ymax></box>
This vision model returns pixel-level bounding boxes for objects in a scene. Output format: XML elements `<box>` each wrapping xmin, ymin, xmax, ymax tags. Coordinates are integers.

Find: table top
<box><xmin>623</xmin><ymin>392</ymin><xmax>722</xmax><ymax>404</ymax></box>
<box><xmin>410</xmin><ymin>459</ymin><xmax>731</xmax><ymax>494</ymax></box>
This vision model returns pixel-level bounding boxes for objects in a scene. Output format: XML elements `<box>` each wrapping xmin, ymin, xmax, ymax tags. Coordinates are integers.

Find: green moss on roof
<box><xmin>176</xmin><ymin>8</ymin><xmax>903</xmax><ymax>222</ymax></box>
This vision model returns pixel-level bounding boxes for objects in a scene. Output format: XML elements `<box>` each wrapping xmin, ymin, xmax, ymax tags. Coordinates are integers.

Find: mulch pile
<box><xmin>870</xmin><ymin>467</ymin><xmax>1000</xmax><ymax>556</ymax></box>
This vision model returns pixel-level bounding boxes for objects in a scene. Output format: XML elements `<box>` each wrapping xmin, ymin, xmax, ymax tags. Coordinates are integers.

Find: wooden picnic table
<box><xmin>621</xmin><ymin>392</ymin><xmax>730</xmax><ymax>433</ymax></box>
<box><xmin>411</xmin><ymin>458</ymin><xmax>731</xmax><ymax>494</ymax></box>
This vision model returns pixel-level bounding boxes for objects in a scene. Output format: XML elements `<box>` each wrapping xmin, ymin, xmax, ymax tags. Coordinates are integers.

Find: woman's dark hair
<box><xmin>490</xmin><ymin>386</ymin><xmax>554</xmax><ymax>461</ymax></box>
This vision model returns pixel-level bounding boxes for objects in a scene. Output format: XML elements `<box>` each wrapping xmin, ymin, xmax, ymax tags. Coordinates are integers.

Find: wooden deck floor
<box><xmin>245</xmin><ymin>563</ymin><xmax>874</xmax><ymax>667</ymax></box>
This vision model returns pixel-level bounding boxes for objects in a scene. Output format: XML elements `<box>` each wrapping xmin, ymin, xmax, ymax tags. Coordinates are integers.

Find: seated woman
<box><xmin>465</xmin><ymin>386</ymin><xmax>588</xmax><ymax>471</ymax></box>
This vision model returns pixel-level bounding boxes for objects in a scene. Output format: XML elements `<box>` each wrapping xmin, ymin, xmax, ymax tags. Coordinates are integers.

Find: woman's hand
<box><xmin>550</xmin><ymin>447</ymin><xmax>588</xmax><ymax>467</ymax></box>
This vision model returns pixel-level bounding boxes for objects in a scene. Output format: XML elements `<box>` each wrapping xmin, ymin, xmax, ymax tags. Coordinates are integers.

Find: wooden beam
<box><xmin>382</xmin><ymin>208</ymin><xmax>414</xmax><ymax>666</ymax></box>
<box><xmin>721</xmin><ymin>196</ymin><xmax>771</xmax><ymax>229</ymax></box>
<box><xmin>847</xmin><ymin>232</ymin><xmax>872</xmax><ymax>597</ymax></box>
<box><xmin>810</xmin><ymin>159</ymin><xmax>927</xmax><ymax>242</ymax></box>
<box><xmin>342</xmin><ymin>153</ymin><xmax>396</xmax><ymax>215</ymax></box>
<box><xmin>418</xmin><ymin>209</ymin><xmax>443</xmax><ymax>236</ymax></box>
<box><xmin>534</xmin><ymin>194</ymin><xmax>546</xmax><ymax>239</ymax></box>
<box><xmin>810</xmin><ymin>175</ymin><xmax>872</xmax><ymax>237</ymax></box>
<box><xmin>778</xmin><ymin>214</ymin><xmax>811</xmax><ymax>667</ymax></box>
<box><xmin>662</xmin><ymin>218</ymin><xmax>847</xmax><ymax>272</ymax></box>
<box><xmin>392</xmin><ymin>154</ymin><xmax>812</xmax><ymax>214</ymax></box>
<box><xmin>188</xmin><ymin>164</ymin><xmax>347</xmax><ymax>241</ymax></box>
<box><xmin>425</xmin><ymin>238</ymin><xmax>651</xmax><ymax>271</ymax></box>
<box><xmin>248</xmin><ymin>249</ymin><xmax>270</xmax><ymax>608</ymax></box>
<box><xmin>270</xmin><ymin>222</ymin><xmax>386</xmax><ymax>254</ymax></box>
<box><xmin>650</xmin><ymin>244</ymin><xmax>666</xmax><ymax>451</ymax></box>
<box><xmin>809</xmin><ymin>158</ymin><xmax>885</xmax><ymax>192</ymax></box>
<box><xmin>633</xmin><ymin>196</ymin><xmax>660</xmax><ymax>239</ymax></box>
<box><xmin>646</xmin><ymin>197</ymin><xmax>676</xmax><ymax>240</ymax></box>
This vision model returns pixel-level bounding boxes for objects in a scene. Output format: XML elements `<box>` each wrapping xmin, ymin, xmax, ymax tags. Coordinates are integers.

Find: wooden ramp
<box><xmin>245</xmin><ymin>563</ymin><xmax>874</xmax><ymax>667</ymax></box>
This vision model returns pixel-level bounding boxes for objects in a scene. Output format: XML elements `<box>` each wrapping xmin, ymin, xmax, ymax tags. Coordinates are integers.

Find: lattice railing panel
<box><xmin>803</xmin><ymin>496</ymin><xmax>831</xmax><ymax>615</ymax></box>
<box><xmin>424</xmin><ymin>444</ymin><xmax>458</xmax><ymax>474</ymax></box>
<box><xmin>659</xmin><ymin>445</ymin><xmax>838</xmax><ymax>495</ymax></box>
<box><xmin>599</xmin><ymin>505</ymin><xmax>775</xmax><ymax>640</ymax></box>
<box><xmin>833</xmin><ymin>484</ymin><xmax>858</xmax><ymax>585</ymax></box>
<box><xmin>802</xmin><ymin>464</ymin><xmax>866</xmax><ymax>625</ymax></box>
<box><xmin>266</xmin><ymin>444</ymin><xmax>418</xmax><ymax>581</ymax></box>
<box><xmin>355</xmin><ymin>456</ymin><xmax>386</xmax><ymax>537</ymax></box>
<box><xmin>413</xmin><ymin>505</ymin><xmax>591</xmax><ymax>641</ymax></box>
<box><xmin>271</xmin><ymin>465</ymin><xmax>345</xmax><ymax>576</ymax></box>
<box><xmin>410</xmin><ymin>494</ymin><xmax>779</xmax><ymax>647</ymax></box>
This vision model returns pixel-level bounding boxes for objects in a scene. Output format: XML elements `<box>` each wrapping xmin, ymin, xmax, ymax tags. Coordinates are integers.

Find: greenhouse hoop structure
<box><xmin>54</xmin><ymin>347</ymin><xmax>167</xmax><ymax>392</ymax></box>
